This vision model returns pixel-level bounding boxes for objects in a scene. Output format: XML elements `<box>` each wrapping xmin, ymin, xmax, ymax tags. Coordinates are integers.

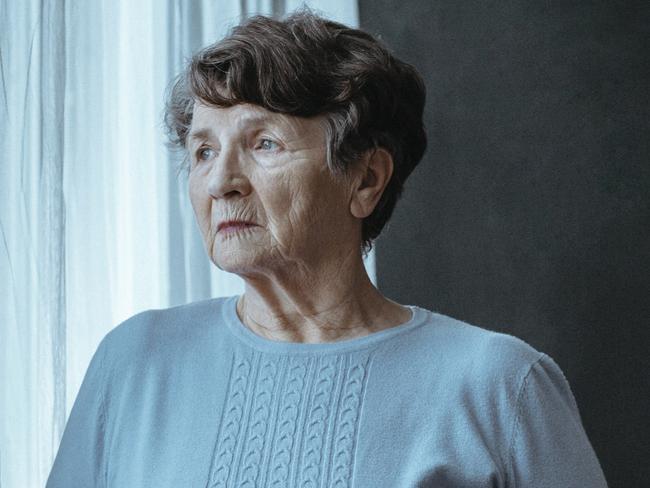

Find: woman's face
<box><xmin>187</xmin><ymin>101</ymin><xmax>359</xmax><ymax>277</ymax></box>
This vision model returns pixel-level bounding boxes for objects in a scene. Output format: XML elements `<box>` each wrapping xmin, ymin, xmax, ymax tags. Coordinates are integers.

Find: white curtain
<box><xmin>0</xmin><ymin>1</ymin><xmax>364</xmax><ymax>487</ymax></box>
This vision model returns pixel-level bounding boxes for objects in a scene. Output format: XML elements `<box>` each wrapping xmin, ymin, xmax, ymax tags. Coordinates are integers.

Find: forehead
<box><xmin>189</xmin><ymin>101</ymin><xmax>324</xmax><ymax>142</ymax></box>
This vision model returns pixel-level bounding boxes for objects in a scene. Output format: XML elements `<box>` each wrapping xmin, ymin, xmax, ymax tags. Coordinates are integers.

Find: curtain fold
<box><xmin>39</xmin><ymin>0</ymin><xmax>67</xmax><ymax>473</ymax></box>
<box><xmin>1</xmin><ymin>1</ymin><xmax>69</xmax><ymax>485</ymax></box>
<box><xmin>0</xmin><ymin>2</ymin><xmax>363</xmax><ymax>486</ymax></box>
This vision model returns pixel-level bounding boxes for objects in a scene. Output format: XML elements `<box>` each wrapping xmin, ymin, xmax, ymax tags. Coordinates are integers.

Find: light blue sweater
<box><xmin>47</xmin><ymin>295</ymin><xmax>607</xmax><ymax>487</ymax></box>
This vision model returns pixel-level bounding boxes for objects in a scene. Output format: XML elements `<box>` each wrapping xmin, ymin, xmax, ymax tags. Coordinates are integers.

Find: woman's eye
<box><xmin>257</xmin><ymin>139</ymin><xmax>279</xmax><ymax>151</ymax></box>
<box><xmin>197</xmin><ymin>147</ymin><xmax>215</xmax><ymax>161</ymax></box>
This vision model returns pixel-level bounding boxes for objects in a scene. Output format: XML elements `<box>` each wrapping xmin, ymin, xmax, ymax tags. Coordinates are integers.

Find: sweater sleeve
<box><xmin>46</xmin><ymin>336</ymin><xmax>110</xmax><ymax>488</ymax></box>
<box><xmin>507</xmin><ymin>353</ymin><xmax>608</xmax><ymax>487</ymax></box>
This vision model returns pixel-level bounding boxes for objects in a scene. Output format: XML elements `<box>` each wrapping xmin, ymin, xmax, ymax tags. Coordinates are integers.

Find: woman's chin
<box><xmin>211</xmin><ymin>251</ymin><xmax>268</xmax><ymax>276</ymax></box>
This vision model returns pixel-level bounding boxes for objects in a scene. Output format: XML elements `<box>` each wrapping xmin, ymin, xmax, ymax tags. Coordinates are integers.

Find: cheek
<box><xmin>261</xmin><ymin>179</ymin><xmax>297</xmax><ymax>232</ymax></box>
<box><xmin>272</xmin><ymin>174</ymin><xmax>340</xmax><ymax>239</ymax></box>
<box><xmin>188</xmin><ymin>175</ymin><xmax>210</xmax><ymax>224</ymax></box>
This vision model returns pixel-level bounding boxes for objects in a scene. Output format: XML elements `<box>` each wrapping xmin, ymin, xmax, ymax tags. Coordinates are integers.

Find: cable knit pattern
<box><xmin>207</xmin><ymin>350</ymin><xmax>372</xmax><ymax>488</ymax></box>
<box><xmin>207</xmin><ymin>354</ymin><xmax>252</xmax><ymax>487</ymax></box>
<box><xmin>330</xmin><ymin>358</ymin><xmax>370</xmax><ymax>487</ymax></box>
<box><xmin>299</xmin><ymin>356</ymin><xmax>339</xmax><ymax>488</ymax></box>
<box><xmin>237</xmin><ymin>359</ymin><xmax>278</xmax><ymax>487</ymax></box>
<box><xmin>268</xmin><ymin>358</ymin><xmax>309</xmax><ymax>487</ymax></box>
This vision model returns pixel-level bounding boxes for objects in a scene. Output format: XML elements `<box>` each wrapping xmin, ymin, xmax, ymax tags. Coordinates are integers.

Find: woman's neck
<box><xmin>236</xmin><ymin>253</ymin><xmax>411</xmax><ymax>344</ymax></box>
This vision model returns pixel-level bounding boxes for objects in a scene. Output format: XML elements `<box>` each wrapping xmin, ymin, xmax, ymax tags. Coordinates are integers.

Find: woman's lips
<box><xmin>217</xmin><ymin>221</ymin><xmax>259</xmax><ymax>234</ymax></box>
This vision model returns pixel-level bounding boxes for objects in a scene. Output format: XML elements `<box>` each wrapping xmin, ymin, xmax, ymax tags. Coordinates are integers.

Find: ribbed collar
<box><xmin>219</xmin><ymin>294</ymin><xmax>429</xmax><ymax>355</ymax></box>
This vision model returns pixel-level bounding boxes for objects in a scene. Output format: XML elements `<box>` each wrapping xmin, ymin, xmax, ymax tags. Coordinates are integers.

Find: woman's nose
<box><xmin>206</xmin><ymin>146</ymin><xmax>252</xmax><ymax>199</ymax></box>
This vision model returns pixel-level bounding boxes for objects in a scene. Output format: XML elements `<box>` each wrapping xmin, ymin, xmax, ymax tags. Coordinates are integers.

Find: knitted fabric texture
<box><xmin>46</xmin><ymin>295</ymin><xmax>608</xmax><ymax>487</ymax></box>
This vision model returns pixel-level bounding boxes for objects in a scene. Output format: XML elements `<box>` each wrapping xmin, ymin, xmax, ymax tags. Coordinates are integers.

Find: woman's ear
<box><xmin>349</xmin><ymin>148</ymin><xmax>394</xmax><ymax>219</ymax></box>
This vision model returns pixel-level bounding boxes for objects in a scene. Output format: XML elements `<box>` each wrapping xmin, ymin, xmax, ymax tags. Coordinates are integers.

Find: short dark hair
<box><xmin>164</xmin><ymin>9</ymin><xmax>427</xmax><ymax>255</ymax></box>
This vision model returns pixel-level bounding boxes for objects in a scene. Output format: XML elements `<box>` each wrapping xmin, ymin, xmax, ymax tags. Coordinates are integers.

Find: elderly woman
<box><xmin>47</xmin><ymin>10</ymin><xmax>607</xmax><ymax>488</ymax></box>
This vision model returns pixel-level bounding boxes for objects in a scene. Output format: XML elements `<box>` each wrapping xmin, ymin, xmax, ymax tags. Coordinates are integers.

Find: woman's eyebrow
<box><xmin>188</xmin><ymin>115</ymin><xmax>277</xmax><ymax>142</ymax></box>
<box><xmin>187</xmin><ymin>127</ymin><xmax>213</xmax><ymax>143</ymax></box>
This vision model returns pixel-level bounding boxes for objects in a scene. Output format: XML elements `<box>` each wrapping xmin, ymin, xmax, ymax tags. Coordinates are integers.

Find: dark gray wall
<box><xmin>360</xmin><ymin>1</ymin><xmax>649</xmax><ymax>486</ymax></box>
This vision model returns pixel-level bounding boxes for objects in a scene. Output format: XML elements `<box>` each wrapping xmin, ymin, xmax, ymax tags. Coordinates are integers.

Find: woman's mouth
<box><xmin>217</xmin><ymin>221</ymin><xmax>259</xmax><ymax>234</ymax></box>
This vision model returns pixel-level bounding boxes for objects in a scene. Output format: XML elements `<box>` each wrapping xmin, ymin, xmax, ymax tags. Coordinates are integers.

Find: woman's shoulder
<box><xmin>394</xmin><ymin>308</ymin><xmax>607</xmax><ymax>486</ymax></box>
<box><xmin>395</xmin><ymin>307</ymin><xmax>572</xmax><ymax>433</ymax></box>
<box><xmin>401</xmin><ymin>306</ymin><xmax>547</xmax><ymax>387</ymax></box>
<box><xmin>409</xmin><ymin>306</ymin><xmax>543</xmax><ymax>357</ymax></box>
<box><xmin>98</xmin><ymin>296</ymin><xmax>230</xmax><ymax>365</ymax></box>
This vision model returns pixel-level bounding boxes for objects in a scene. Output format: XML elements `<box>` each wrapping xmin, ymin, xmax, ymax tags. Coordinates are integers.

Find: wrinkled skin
<box><xmin>188</xmin><ymin>101</ymin><xmax>411</xmax><ymax>343</ymax></box>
